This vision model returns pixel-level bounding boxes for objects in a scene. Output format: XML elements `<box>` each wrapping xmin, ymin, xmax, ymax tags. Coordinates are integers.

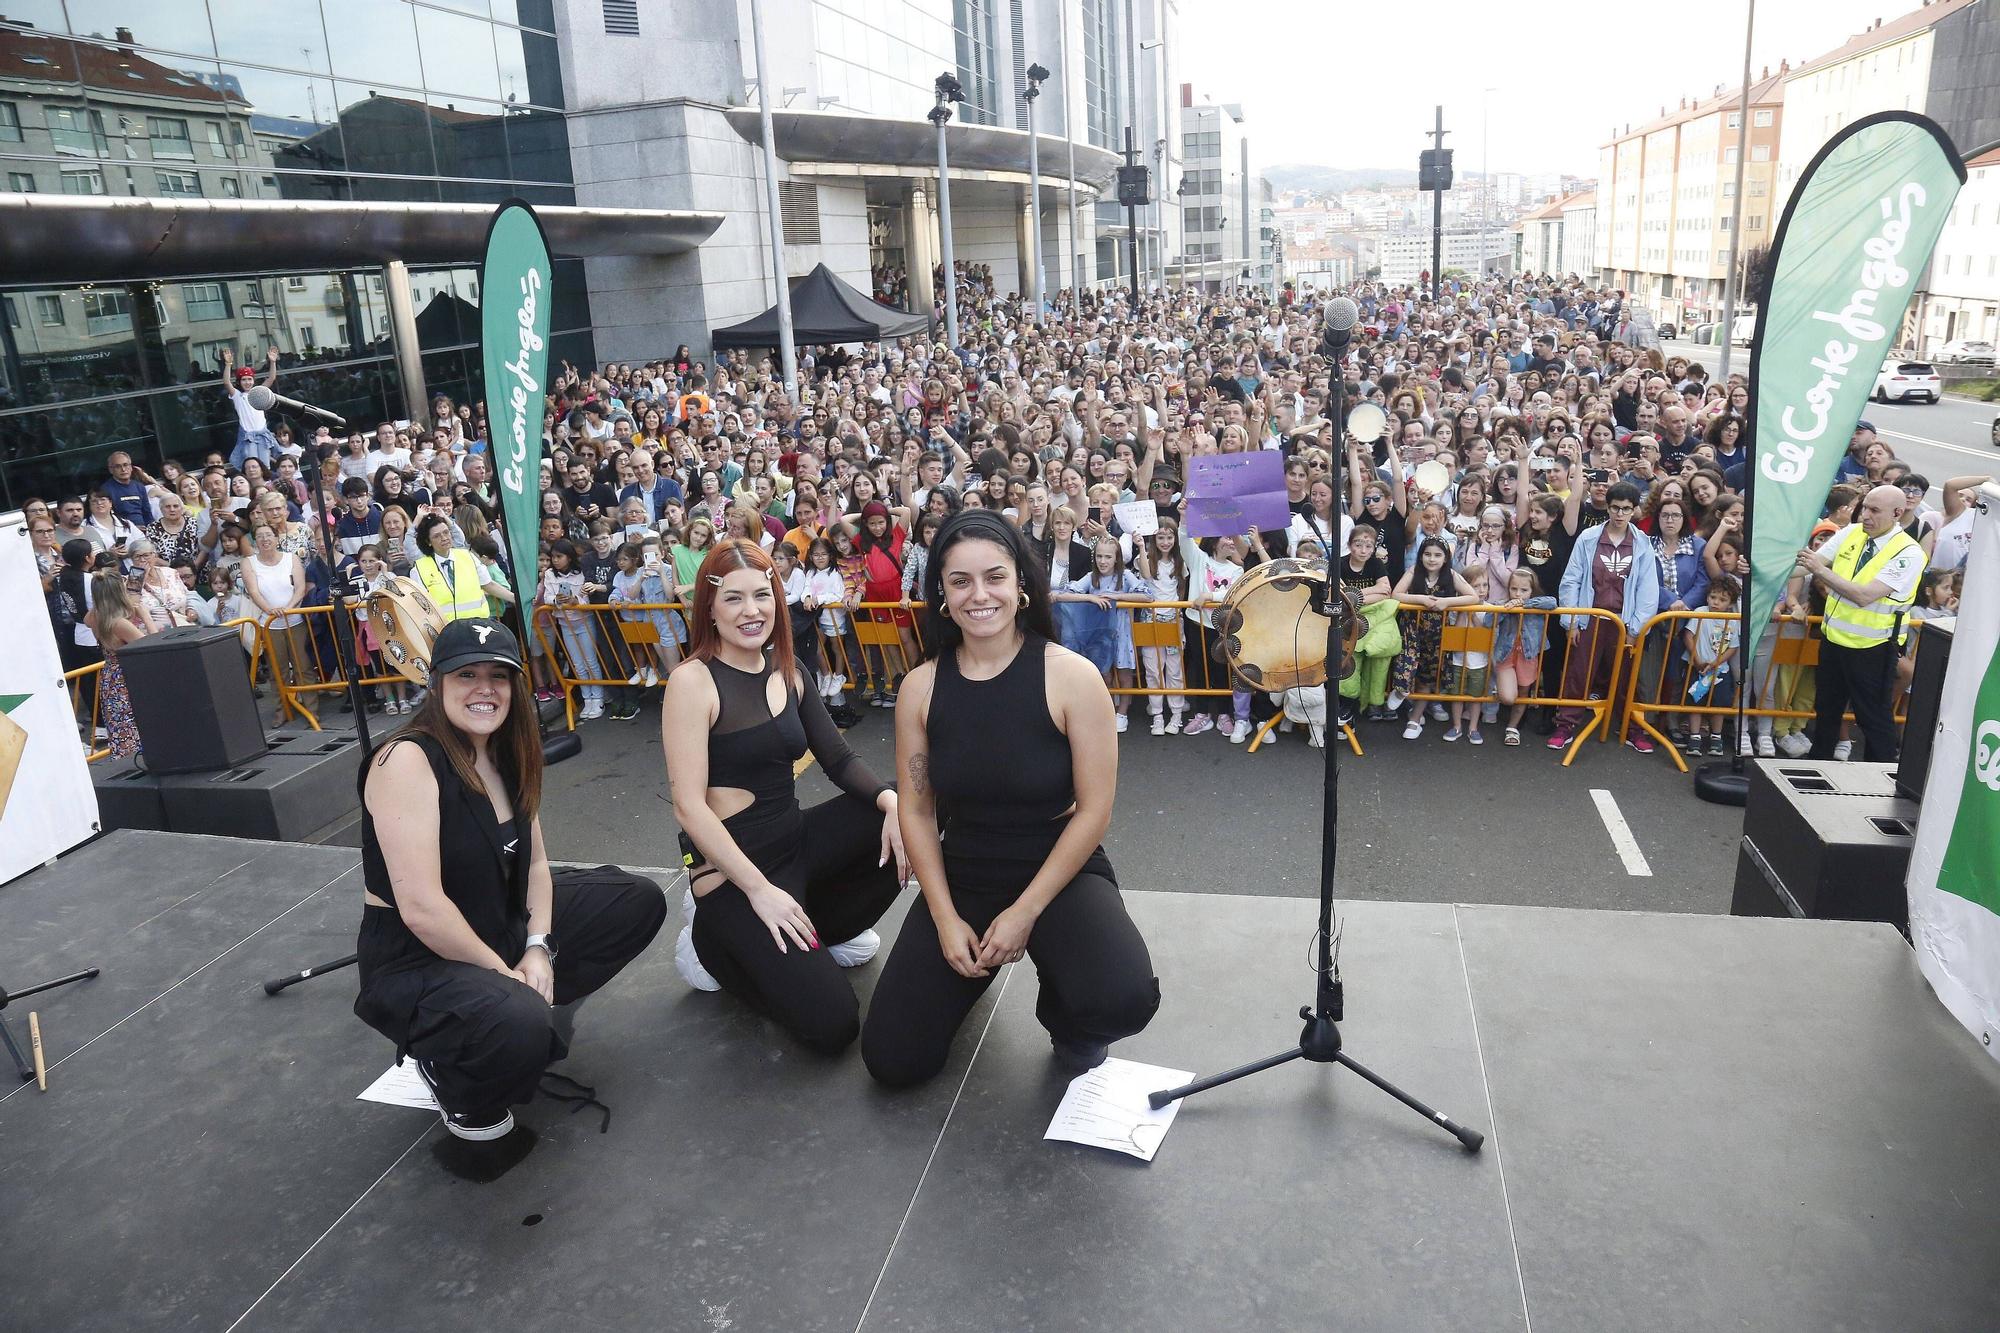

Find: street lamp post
<box><xmin>1480</xmin><ymin>86</ymin><xmax>1495</xmax><ymax>282</ymax></box>
<box><xmin>748</xmin><ymin>0</ymin><xmax>796</xmax><ymax>401</ymax></box>
<box><xmin>1717</xmin><ymin>0</ymin><xmax>1757</xmax><ymax>383</ymax></box>
<box><xmin>1025</xmin><ymin>63</ymin><xmax>1049</xmax><ymax>325</ymax></box>
<box><xmin>931</xmin><ymin>74</ymin><xmax>965</xmax><ymax>353</ymax></box>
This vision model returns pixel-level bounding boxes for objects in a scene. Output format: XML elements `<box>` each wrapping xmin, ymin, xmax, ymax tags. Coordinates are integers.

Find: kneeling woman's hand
<box><xmin>748</xmin><ymin>882</ymin><xmax>818</xmax><ymax>954</ymax></box>
<box><xmin>975</xmin><ymin>904</ymin><xmax>1036</xmax><ymax>970</ymax></box>
<box><xmin>937</xmin><ymin>912</ymin><xmax>990</xmax><ymax>978</ymax></box>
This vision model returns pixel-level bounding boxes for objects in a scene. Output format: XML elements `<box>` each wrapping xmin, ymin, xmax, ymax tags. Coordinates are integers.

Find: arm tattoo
<box><xmin>907</xmin><ymin>753</ymin><xmax>930</xmax><ymax>798</ymax></box>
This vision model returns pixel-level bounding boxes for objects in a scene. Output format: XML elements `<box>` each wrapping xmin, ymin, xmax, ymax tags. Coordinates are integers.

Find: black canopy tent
<box><xmin>710</xmin><ymin>263</ymin><xmax>932</xmax><ymax>348</ymax></box>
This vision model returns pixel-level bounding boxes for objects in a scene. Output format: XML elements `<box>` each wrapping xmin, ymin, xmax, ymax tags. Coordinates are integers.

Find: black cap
<box><xmin>428</xmin><ymin>618</ymin><xmax>524</xmax><ymax>678</ymax></box>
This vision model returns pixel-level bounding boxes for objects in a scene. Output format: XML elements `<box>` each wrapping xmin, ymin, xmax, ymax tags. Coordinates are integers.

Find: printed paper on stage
<box><xmin>1045</xmin><ymin>1057</ymin><xmax>1193</xmax><ymax>1162</ymax></box>
<box><xmin>358</xmin><ymin>1057</ymin><xmax>439</xmax><ymax>1111</ymax></box>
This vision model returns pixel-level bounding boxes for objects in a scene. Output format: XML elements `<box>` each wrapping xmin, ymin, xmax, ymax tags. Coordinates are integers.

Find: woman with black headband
<box><xmin>862</xmin><ymin>509</ymin><xmax>1160</xmax><ymax>1086</ymax></box>
<box><xmin>352</xmin><ymin>618</ymin><xmax>665</xmax><ymax>1141</ymax></box>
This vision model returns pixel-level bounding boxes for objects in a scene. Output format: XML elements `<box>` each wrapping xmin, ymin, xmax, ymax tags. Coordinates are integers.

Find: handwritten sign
<box><xmin>1183</xmin><ymin>451</ymin><xmax>1290</xmax><ymax>539</ymax></box>
<box><xmin>1114</xmin><ymin>499</ymin><xmax>1160</xmax><ymax>537</ymax></box>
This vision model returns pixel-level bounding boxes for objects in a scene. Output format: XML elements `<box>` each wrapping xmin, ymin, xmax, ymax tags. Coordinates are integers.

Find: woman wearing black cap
<box><xmin>861</xmin><ymin>509</ymin><xmax>1159</xmax><ymax>1087</ymax></box>
<box><xmin>352</xmin><ymin>617</ymin><xmax>666</xmax><ymax>1141</ymax></box>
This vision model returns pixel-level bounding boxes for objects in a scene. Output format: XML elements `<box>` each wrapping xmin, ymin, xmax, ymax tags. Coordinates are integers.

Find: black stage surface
<box><xmin>5</xmin><ymin>831</ymin><xmax>1999</xmax><ymax>1332</ymax></box>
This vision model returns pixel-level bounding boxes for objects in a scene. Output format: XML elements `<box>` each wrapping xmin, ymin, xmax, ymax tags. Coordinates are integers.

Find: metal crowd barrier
<box><xmin>1620</xmin><ymin>609</ymin><xmax>1920</xmax><ymax>774</ymax></box>
<box><xmin>260</xmin><ymin>605</ymin><xmax>409</xmax><ymax>730</ymax></box>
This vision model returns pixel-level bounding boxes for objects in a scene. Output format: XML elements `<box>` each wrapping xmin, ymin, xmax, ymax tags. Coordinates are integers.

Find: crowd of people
<box><xmin>33</xmin><ymin>264</ymin><xmax>1985</xmax><ymax>769</ymax></box>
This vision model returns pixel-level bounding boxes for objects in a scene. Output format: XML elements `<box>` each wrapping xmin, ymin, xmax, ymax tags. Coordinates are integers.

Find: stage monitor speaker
<box><xmin>118</xmin><ymin>625</ymin><xmax>267</xmax><ymax>775</ymax></box>
<box><xmin>1897</xmin><ymin>620</ymin><xmax>1955</xmax><ymax>801</ymax></box>
<box><xmin>156</xmin><ymin>731</ymin><xmax>362</xmax><ymax>843</ymax></box>
<box><xmin>1116</xmin><ymin>164</ymin><xmax>1150</xmax><ymax>206</ymax></box>
<box><xmin>1732</xmin><ymin>760</ymin><xmax>1915</xmax><ymax>931</ymax></box>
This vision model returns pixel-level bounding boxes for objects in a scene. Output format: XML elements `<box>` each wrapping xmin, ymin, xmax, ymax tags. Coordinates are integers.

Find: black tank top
<box><xmin>929</xmin><ymin>634</ymin><xmax>1074</xmax><ymax>860</ymax></box>
<box><xmin>702</xmin><ymin>654</ymin><xmax>888</xmax><ymax>815</ymax></box>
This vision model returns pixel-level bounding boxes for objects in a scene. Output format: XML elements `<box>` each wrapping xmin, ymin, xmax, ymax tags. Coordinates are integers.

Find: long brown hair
<box><xmin>685</xmin><ymin>538</ymin><xmax>796</xmax><ymax>684</ymax></box>
<box><xmin>390</xmin><ymin>664</ymin><xmax>543</xmax><ymax>822</ymax></box>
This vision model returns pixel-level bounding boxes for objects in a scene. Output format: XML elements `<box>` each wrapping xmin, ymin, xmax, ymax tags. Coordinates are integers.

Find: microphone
<box><xmin>246</xmin><ymin>384</ymin><xmax>347</xmax><ymax>426</ymax></box>
<box><xmin>1322</xmin><ymin>296</ymin><xmax>1359</xmax><ymax>351</ymax></box>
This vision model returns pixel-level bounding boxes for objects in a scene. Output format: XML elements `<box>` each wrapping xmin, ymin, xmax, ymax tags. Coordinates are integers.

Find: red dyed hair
<box><xmin>685</xmin><ymin>538</ymin><xmax>796</xmax><ymax>685</ymax></box>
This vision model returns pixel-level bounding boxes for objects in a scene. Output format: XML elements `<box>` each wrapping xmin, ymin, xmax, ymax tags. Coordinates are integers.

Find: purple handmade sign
<box><xmin>1183</xmin><ymin>451</ymin><xmax>1290</xmax><ymax>539</ymax></box>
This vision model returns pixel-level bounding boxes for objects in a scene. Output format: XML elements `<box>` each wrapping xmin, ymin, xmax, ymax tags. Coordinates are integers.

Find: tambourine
<box><xmin>365</xmin><ymin>576</ymin><xmax>447</xmax><ymax>683</ymax></box>
<box><xmin>1212</xmin><ymin>556</ymin><xmax>1361</xmax><ymax>690</ymax></box>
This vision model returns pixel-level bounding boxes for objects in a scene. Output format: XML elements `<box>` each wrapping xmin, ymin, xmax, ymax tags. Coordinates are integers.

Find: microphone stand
<box><xmin>1148</xmin><ymin>303</ymin><xmax>1485</xmax><ymax>1153</ymax></box>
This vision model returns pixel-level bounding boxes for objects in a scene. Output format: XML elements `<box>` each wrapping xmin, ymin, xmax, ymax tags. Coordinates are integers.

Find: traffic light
<box><xmin>1418</xmin><ymin>148</ymin><xmax>1454</xmax><ymax>192</ymax></box>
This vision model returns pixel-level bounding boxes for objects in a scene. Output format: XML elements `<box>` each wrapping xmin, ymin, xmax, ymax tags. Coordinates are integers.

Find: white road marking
<box><xmin>1589</xmin><ymin>789</ymin><xmax>1653</xmax><ymax>877</ymax></box>
<box><xmin>1875</xmin><ymin>427</ymin><xmax>1996</xmax><ymax>463</ymax></box>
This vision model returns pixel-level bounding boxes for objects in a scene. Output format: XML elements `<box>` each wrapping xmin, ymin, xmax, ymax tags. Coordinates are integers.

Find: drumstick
<box><xmin>29</xmin><ymin>1012</ymin><xmax>47</xmax><ymax>1091</ymax></box>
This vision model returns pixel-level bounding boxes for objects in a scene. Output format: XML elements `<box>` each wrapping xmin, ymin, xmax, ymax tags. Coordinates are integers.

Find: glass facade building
<box><xmin>0</xmin><ymin>1</ymin><xmax>594</xmax><ymax>509</ymax></box>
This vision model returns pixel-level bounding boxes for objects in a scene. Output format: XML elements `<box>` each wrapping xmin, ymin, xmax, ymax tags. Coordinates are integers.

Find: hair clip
<box><xmin>705</xmin><ymin>573</ymin><xmax>725</xmax><ymax>587</ymax></box>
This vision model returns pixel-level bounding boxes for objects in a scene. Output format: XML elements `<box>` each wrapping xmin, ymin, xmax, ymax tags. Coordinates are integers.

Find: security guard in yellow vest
<box><xmin>1792</xmin><ymin>484</ymin><xmax>1927</xmax><ymax>763</ymax></box>
<box><xmin>413</xmin><ymin>512</ymin><xmax>513</xmax><ymax>624</ymax></box>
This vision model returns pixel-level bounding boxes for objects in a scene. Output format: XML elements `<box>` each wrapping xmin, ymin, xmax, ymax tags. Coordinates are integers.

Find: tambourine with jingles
<box><xmin>1213</xmin><ymin>556</ymin><xmax>1362</xmax><ymax>691</ymax></box>
<box><xmin>365</xmin><ymin>576</ymin><xmax>447</xmax><ymax>683</ymax></box>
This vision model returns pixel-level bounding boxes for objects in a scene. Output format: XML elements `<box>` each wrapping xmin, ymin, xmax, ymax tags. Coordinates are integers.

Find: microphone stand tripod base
<box><xmin>1694</xmin><ymin>758</ymin><xmax>1749</xmax><ymax>807</ymax></box>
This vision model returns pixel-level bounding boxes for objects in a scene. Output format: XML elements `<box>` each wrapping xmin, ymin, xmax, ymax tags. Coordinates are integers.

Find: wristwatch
<box><xmin>525</xmin><ymin>933</ymin><xmax>559</xmax><ymax>963</ymax></box>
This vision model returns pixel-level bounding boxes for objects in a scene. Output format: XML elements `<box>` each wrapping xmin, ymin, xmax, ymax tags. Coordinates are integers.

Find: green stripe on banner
<box><xmin>1745</xmin><ymin>113</ymin><xmax>1964</xmax><ymax>644</ymax></box>
<box><xmin>480</xmin><ymin>202</ymin><xmax>555</xmax><ymax>625</ymax></box>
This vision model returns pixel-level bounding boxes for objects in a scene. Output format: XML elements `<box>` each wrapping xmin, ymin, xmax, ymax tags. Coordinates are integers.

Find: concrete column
<box><xmin>1016</xmin><ymin>188</ymin><xmax>1035</xmax><ymax>303</ymax></box>
<box><xmin>905</xmin><ymin>183</ymin><xmax>936</xmax><ymax>316</ymax></box>
<box><xmin>383</xmin><ymin>260</ymin><xmax>428</xmax><ymax>424</ymax></box>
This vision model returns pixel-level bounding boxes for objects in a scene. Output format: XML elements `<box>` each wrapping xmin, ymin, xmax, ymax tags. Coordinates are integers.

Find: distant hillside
<box><xmin>1264</xmin><ymin>164</ymin><xmax>1432</xmax><ymax>193</ymax></box>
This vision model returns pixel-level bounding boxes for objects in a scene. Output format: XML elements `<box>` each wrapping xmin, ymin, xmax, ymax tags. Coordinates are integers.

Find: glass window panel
<box><xmin>154</xmin><ymin>168</ymin><xmax>203</xmax><ymax>196</ymax></box>
<box><xmin>46</xmin><ymin>104</ymin><xmax>109</xmax><ymax>156</ymax></box>
<box><xmin>492</xmin><ymin>26</ymin><xmax>564</xmax><ymax>109</ymax></box>
<box><xmin>408</xmin><ymin>267</ymin><xmax>479</xmax><ymax>349</ymax></box>
<box><xmin>0</xmin><ymin>101</ymin><xmax>23</xmax><ymax>141</ymax></box>
<box><xmin>415</xmin><ymin>5</ymin><xmax>501</xmax><ymax>101</ymax></box>
<box><xmin>0</xmin><ymin>398</ymin><xmax>158</xmax><ymax>511</ymax></box>
<box><xmin>324</xmin><ymin>0</ymin><xmax>423</xmax><ymax>91</ymax></box>
<box><xmin>438</xmin><ymin>177</ymin><xmax>511</xmax><ymax>206</ymax></box>
<box><xmin>331</xmin><ymin>82</ymin><xmax>438</xmax><ymax>179</ymax></box>
<box><xmin>500</xmin><ymin>1</ymin><xmax>557</xmax><ymax>32</ymax></box>
<box><xmin>503</xmin><ymin>107</ymin><xmax>572</xmax><ymax>184</ymax></box>
<box><xmin>7</xmin><ymin>170</ymin><xmax>37</xmax><ymax>191</ymax></box>
<box><xmin>340</xmin><ymin>172</ymin><xmax>440</xmax><ymax>203</ymax></box>
<box><xmin>62</xmin><ymin>4</ymin><xmax>217</xmax><ymax>58</ymax></box>
<box><xmin>59</xmin><ymin>166</ymin><xmax>106</xmax><ymax>194</ymax></box>
<box><xmin>1</xmin><ymin>287</ymin><xmax>145</xmax><ymax>408</ymax></box>
<box><xmin>420</xmin><ymin>348</ymin><xmax>474</xmax><ymax>418</ymax></box>
<box><xmin>423</xmin><ymin>96</ymin><xmax>509</xmax><ymax>181</ymax></box>
<box><xmin>425</xmin><ymin>0</ymin><xmax>493</xmax><ymax>15</ymax></box>
<box><xmin>548</xmin><ymin>258</ymin><xmax>590</xmax><ymax>333</ymax></box>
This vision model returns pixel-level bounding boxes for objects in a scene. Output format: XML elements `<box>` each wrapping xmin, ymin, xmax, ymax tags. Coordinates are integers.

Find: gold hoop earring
<box><xmin>1019</xmin><ymin>592</ymin><xmax>1030</xmax><ymax>608</ymax></box>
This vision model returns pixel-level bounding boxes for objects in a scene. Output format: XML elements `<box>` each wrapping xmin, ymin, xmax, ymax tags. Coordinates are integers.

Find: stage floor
<box><xmin>4</xmin><ymin>831</ymin><xmax>1998</xmax><ymax>1332</ymax></box>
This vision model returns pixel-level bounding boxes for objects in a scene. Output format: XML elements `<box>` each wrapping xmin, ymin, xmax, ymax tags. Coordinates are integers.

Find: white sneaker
<box><xmin>1115</xmin><ymin>712</ymin><xmax>1129</xmax><ymax>733</ymax></box>
<box><xmin>1777</xmin><ymin>732</ymin><xmax>1812</xmax><ymax>758</ymax></box>
<box><xmin>579</xmin><ymin>700</ymin><xmax>604</xmax><ymax>721</ymax></box>
<box><xmin>643</xmin><ymin>667</ymin><xmax>661</xmax><ymax>688</ymax></box>
<box><xmin>674</xmin><ymin>888</ymin><xmax>721</xmax><ymax>992</ymax></box>
<box><xmin>1229</xmin><ymin>717</ymin><xmax>1251</xmax><ymax>744</ymax></box>
<box><xmin>627</xmin><ymin>670</ymin><xmax>646</xmax><ymax>686</ymax></box>
<box><xmin>1386</xmin><ymin>688</ymin><xmax>1408</xmax><ymax>712</ymax></box>
<box><xmin>1755</xmin><ymin>735</ymin><xmax>1776</xmax><ymax>758</ymax></box>
<box><xmin>1279</xmin><ymin>718</ymin><xmax>1295</xmax><ymax>733</ymax></box>
<box><xmin>827</xmin><ymin>928</ymin><xmax>880</xmax><ymax>967</ymax></box>
<box><xmin>1833</xmin><ymin>739</ymin><xmax>1854</xmax><ymax>761</ymax></box>
<box><xmin>1150</xmin><ymin>715</ymin><xmax>1166</xmax><ymax>736</ymax></box>
<box><xmin>1307</xmin><ymin>723</ymin><xmax>1325</xmax><ymax>748</ymax></box>
<box><xmin>1403</xmin><ymin>718</ymin><xmax>1424</xmax><ymax>740</ymax></box>
<box><xmin>1428</xmin><ymin>703</ymin><xmax>1449</xmax><ymax>722</ymax></box>
<box><xmin>1166</xmin><ymin>711</ymin><xmax>1184</xmax><ymax>734</ymax></box>
<box><xmin>1738</xmin><ymin>734</ymin><xmax>1753</xmax><ymax>758</ymax></box>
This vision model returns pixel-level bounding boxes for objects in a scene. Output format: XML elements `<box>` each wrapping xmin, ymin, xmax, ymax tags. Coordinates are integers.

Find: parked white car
<box><xmin>1934</xmin><ymin>339</ymin><xmax>1995</xmax><ymax>365</ymax></box>
<box><xmin>1873</xmin><ymin>359</ymin><xmax>1941</xmax><ymax>404</ymax></box>
<box><xmin>1729</xmin><ymin>312</ymin><xmax>1757</xmax><ymax>346</ymax></box>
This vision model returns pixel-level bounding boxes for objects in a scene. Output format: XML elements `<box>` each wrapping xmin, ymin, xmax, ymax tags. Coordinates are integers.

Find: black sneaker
<box><xmin>415</xmin><ymin>1060</ymin><xmax>515</xmax><ymax>1141</ymax></box>
<box><xmin>1336</xmin><ymin>701</ymin><xmax>1358</xmax><ymax>726</ymax></box>
<box><xmin>1051</xmin><ymin>1036</ymin><xmax>1109</xmax><ymax>1075</ymax></box>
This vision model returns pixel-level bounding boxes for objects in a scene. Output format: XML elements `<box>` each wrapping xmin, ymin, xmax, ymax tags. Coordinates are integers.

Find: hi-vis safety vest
<box><xmin>415</xmin><ymin>549</ymin><xmax>488</xmax><ymax>622</ymax></box>
<box><xmin>1821</xmin><ymin>526</ymin><xmax>1921</xmax><ymax>649</ymax></box>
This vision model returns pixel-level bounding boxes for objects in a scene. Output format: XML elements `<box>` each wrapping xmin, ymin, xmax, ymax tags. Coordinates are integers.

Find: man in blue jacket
<box><xmin>1553</xmin><ymin>482</ymin><xmax>1660</xmax><ymax>752</ymax></box>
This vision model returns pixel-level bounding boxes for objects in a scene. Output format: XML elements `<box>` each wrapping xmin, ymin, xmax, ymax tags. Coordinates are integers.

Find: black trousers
<box><xmin>690</xmin><ymin>792</ymin><xmax>904</xmax><ymax>1053</ymax></box>
<box><xmin>353</xmin><ymin>866</ymin><xmax>666</xmax><ymax>1116</ymax></box>
<box><xmin>860</xmin><ymin>848</ymin><xmax>1160</xmax><ymax>1088</ymax></box>
<box><xmin>1811</xmin><ymin>639</ymin><xmax>1902</xmax><ymax>762</ymax></box>
<box><xmin>1183</xmin><ymin>618</ymin><xmax>1230</xmax><ymax>716</ymax></box>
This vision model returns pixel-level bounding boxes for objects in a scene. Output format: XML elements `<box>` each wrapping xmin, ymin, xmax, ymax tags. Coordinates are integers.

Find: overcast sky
<box><xmin>1177</xmin><ymin>0</ymin><xmax>1928</xmax><ymax>177</ymax></box>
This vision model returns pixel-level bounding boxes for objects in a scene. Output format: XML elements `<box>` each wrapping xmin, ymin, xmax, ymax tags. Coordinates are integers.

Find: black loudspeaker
<box><xmin>156</xmin><ymin>731</ymin><xmax>363</xmax><ymax>842</ymax></box>
<box><xmin>91</xmin><ymin>761</ymin><xmax>166</xmax><ymax>833</ymax></box>
<box><xmin>1897</xmin><ymin>620</ymin><xmax>1955</xmax><ymax>800</ymax></box>
<box><xmin>1116</xmin><ymin>164</ymin><xmax>1151</xmax><ymax>206</ymax></box>
<box><xmin>1419</xmin><ymin>147</ymin><xmax>1454</xmax><ymax>191</ymax></box>
<box><xmin>118</xmin><ymin>625</ymin><xmax>268</xmax><ymax>775</ymax></box>
<box><xmin>1731</xmin><ymin>759</ymin><xmax>1915</xmax><ymax>932</ymax></box>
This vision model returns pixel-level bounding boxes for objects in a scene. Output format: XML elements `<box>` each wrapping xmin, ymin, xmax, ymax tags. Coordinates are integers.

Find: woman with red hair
<box><xmin>660</xmin><ymin>539</ymin><xmax>908</xmax><ymax>1053</ymax></box>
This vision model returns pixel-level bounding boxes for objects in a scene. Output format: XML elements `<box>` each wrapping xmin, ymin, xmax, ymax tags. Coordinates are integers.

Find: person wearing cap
<box><xmin>221</xmin><ymin>346</ymin><xmax>281</xmax><ymax>472</ymax></box>
<box><xmin>353</xmin><ymin>618</ymin><xmax>667</xmax><ymax>1142</ymax></box>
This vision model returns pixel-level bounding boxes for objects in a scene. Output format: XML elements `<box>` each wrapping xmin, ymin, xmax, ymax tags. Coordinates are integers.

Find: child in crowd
<box><xmin>802</xmin><ymin>534</ymin><xmax>858</xmax><ymax>724</ymax></box>
<box><xmin>1336</xmin><ymin>522</ymin><xmax>1398</xmax><ymax>725</ymax></box>
<box><xmin>1179</xmin><ymin>525</ymin><xmax>1252</xmax><ymax>741</ymax></box>
<box><xmin>773</xmin><ymin>542</ymin><xmax>825</xmax><ymax>691</ymax></box>
<box><xmin>1391</xmin><ymin>537</ymin><xmax>1481</xmax><ymax>740</ymax></box>
<box><xmin>1490</xmin><ymin>567</ymin><xmax>1556</xmax><ymax>746</ymax></box>
<box><xmin>1131</xmin><ymin>519</ymin><xmax>1187</xmax><ymax>735</ymax></box>
<box><xmin>540</xmin><ymin>539</ymin><xmax>606</xmax><ymax>722</ymax></box>
<box><xmin>1683</xmin><ymin>575</ymin><xmax>1741</xmax><ymax>757</ymax></box>
<box><xmin>352</xmin><ymin>543</ymin><xmax>409</xmax><ymax>714</ymax></box>
<box><xmin>609</xmin><ymin>540</ymin><xmax>681</xmax><ymax>688</ymax></box>
<box><xmin>1053</xmin><ymin>535</ymin><xmax>1153</xmax><ymax>734</ymax></box>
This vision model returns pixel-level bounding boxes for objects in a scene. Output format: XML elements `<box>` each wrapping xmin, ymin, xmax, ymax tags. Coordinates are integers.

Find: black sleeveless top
<box><xmin>358</xmin><ymin>733</ymin><xmax>530</xmax><ymax>969</ymax></box>
<box><xmin>929</xmin><ymin>634</ymin><xmax>1075</xmax><ymax>860</ymax></box>
<box><xmin>705</xmin><ymin>654</ymin><xmax>888</xmax><ymax>814</ymax></box>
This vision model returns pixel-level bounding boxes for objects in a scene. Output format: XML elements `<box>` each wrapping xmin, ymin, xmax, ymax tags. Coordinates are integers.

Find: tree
<box><xmin>1738</xmin><ymin>243</ymin><xmax>1773</xmax><ymax>309</ymax></box>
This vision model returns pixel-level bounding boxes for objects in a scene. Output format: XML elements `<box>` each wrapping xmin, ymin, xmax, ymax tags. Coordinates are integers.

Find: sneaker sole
<box><xmin>442</xmin><ymin>1108</ymin><xmax>516</xmax><ymax>1142</ymax></box>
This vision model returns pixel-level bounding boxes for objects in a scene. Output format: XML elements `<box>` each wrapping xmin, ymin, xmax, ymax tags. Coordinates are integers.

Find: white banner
<box><xmin>1906</xmin><ymin>482</ymin><xmax>2000</xmax><ymax>1062</ymax></box>
<box><xmin>0</xmin><ymin>527</ymin><xmax>98</xmax><ymax>885</ymax></box>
